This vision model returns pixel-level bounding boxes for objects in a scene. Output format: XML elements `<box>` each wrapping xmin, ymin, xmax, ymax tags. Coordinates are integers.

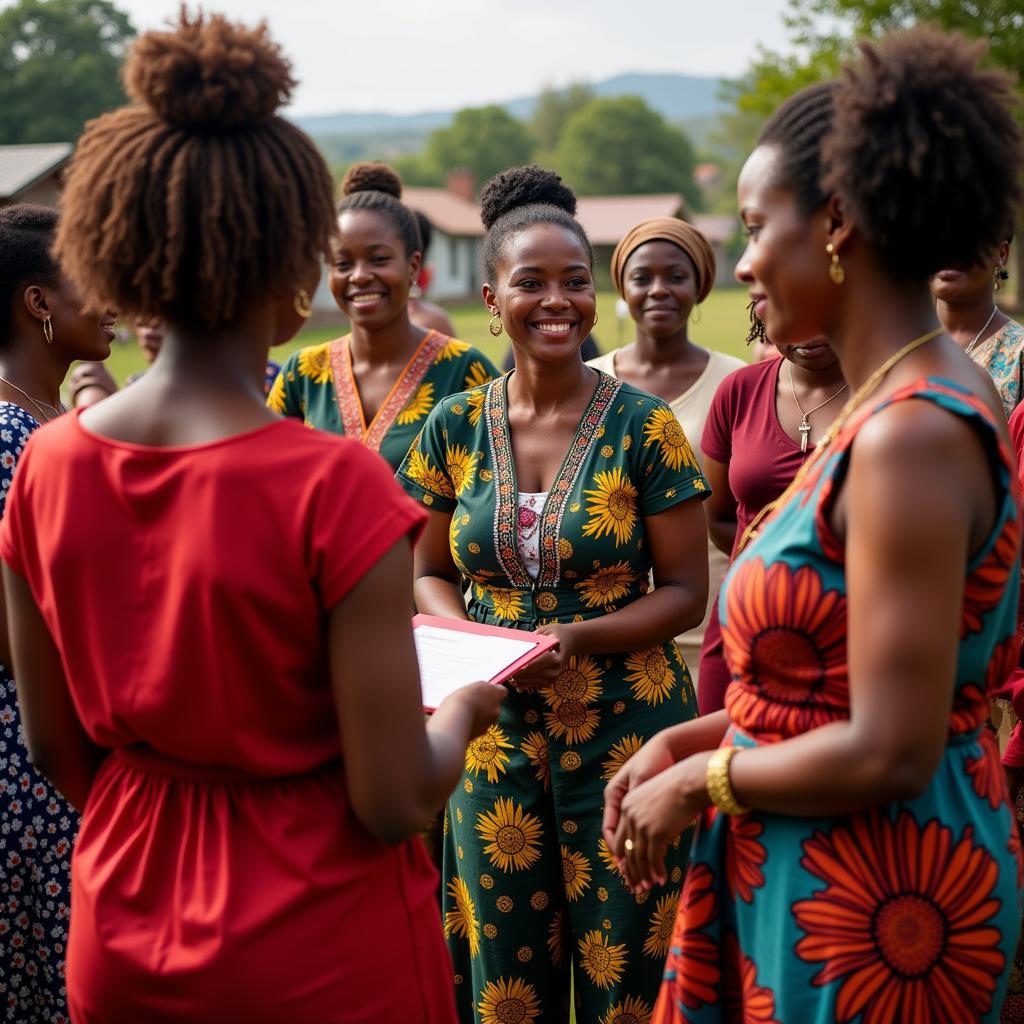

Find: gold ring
<box><xmin>624</xmin><ymin>838</ymin><xmax>635</xmax><ymax>852</ymax></box>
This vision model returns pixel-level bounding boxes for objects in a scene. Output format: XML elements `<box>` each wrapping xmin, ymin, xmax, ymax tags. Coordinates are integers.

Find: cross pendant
<box><xmin>799</xmin><ymin>418</ymin><xmax>811</xmax><ymax>453</ymax></box>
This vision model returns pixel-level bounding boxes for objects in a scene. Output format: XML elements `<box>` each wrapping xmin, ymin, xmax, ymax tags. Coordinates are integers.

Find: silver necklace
<box><xmin>0</xmin><ymin>374</ymin><xmax>65</xmax><ymax>422</ymax></box>
<box><xmin>787</xmin><ymin>363</ymin><xmax>848</xmax><ymax>454</ymax></box>
<box><xmin>964</xmin><ymin>305</ymin><xmax>999</xmax><ymax>356</ymax></box>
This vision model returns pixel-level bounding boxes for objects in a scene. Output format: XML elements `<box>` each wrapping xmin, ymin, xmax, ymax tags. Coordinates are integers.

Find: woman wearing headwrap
<box><xmin>589</xmin><ymin>218</ymin><xmax>743</xmax><ymax>689</ymax></box>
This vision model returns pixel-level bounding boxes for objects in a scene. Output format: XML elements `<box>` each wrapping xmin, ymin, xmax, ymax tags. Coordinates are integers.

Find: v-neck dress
<box><xmin>397</xmin><ymin>370</ymin><xmax>710</xmax><ymax>1024</ymax></box>
<box><xmin>267</xmin><ymin>330</ymin><xmax>498</xmax><ymax>470</ymax></box>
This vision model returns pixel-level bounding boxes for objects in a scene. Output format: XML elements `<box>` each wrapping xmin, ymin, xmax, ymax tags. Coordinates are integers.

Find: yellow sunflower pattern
<box><xmin>642</xmin><ymin>890</ymin><xmax>679</xmax><ymax>959</ymax></box>
<box><xmin>396</xmin><ymin>381</ymin><xmax>435</xmax><ymax>425</ymax></box>
<box><xmin>477</xmin><ymin>976</ymin><xmax>541</xmax><ymax>1024</ymax></box>
<box><xmin>436</xmin><ymin>337</ymin><xmax>471</xmax><ymax>362</ymax></box>
<box><xmin>397</xmin><ymin>380</ymin><xmax>706</xmax><ymax>1021</ymax></box>
<box><xmin>404</xmin><ymin>448</ymin><xmax>454</xmax><ymax>500</ymax></box>
<box><xmin>641</xmin><ymin>405</ymin><xmax>699</xmax><ymax>472</ymax></box>
<box><xmin>445</xmin><ymin>876</ymin><xmax>481</xmax><ymax>958</ymax></box>
<box><xmin>582</xmin><ymin>467</ymin><xmax>639</xmax><ymax>546</ymax></box>
<box><xmin>266</xmin><ymin>372</ymin><xmax>287</xmax><ymax>414</ymax></box>
<box><xmin>297</xmin><ymin>341</ymin><xmax>333</xmax><ymax>384</ymax></box>
<box><xmin>464</xmin><ymin>360</ymin><xmax>493</xmax><ymax>389</ymax></box>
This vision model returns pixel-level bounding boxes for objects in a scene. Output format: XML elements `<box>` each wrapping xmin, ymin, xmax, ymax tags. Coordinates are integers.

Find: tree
<box><xmin>422</xmin><ymin>105</ymin><xmax>534</xmax><ymax>193</ymax></box>
<box><xmin>554</xmin><ymin>96</ymin><xmax>702</xmax><ymax>208</ymax></box>
<box><xmin>531</xmin><ymin>82</ymin><xmax>595</xmax><ymax>154</ymax></box>
<box><xmin>0</xmin><ymin>0</ymin><xmax>135</xmax><ymax>144</ymax></box>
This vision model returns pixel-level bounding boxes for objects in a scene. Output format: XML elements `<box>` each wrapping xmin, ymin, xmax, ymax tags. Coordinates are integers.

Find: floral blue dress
<box><xmin>0</xmin><ymin>403</ymin><xmax>77</xmax><ymax>1023</ymax></box>
<box><xmin>656</xmin><ymin>379</ymin><xmax>1022</xmax><ymax>1024</ymax></box>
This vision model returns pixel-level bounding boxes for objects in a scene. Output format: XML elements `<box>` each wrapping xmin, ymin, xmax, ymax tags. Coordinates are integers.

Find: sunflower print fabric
<box><xmin>654</xmin><ymin>379</ymin><xmax>1023</xmax><ymax>1024</ymax></box>
<box><xmin>397</xmin><ymin>370</ymin><xmax>709</xmax><ymax>1023</ymax></box>
<box><xmin>267</xmin><ymin>331</ymin><xmax>498</xmax><ymax>471</ymax></box>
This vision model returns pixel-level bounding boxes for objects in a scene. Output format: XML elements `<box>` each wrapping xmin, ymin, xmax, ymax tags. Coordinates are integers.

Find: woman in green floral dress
<box><xmin>268</xmin><ymin>162</ymin><xmax>497</xmax><ymax>470</ymax></box>
<box><xmin>397</xmin><ymin>166</ymin><xmax>711</xmax><ymax>1024</ymax></box>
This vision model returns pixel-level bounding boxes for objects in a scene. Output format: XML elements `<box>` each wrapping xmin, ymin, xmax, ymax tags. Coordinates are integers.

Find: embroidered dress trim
<box><xmin>486</xmin><ymin>370</ymin><xmax>621</xmax><ymax>589</ymax></box>
<box><xmin>329</xmin><ymin>330</ymin><xmax>447</xmax><ymax>453</ymax></box>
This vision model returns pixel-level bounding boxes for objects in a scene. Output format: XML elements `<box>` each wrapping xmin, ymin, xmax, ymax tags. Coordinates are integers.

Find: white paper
<box><xmin>414</xmin><ymin>623</ymin><xmax>536</xmax><ymax>708</ymax></box>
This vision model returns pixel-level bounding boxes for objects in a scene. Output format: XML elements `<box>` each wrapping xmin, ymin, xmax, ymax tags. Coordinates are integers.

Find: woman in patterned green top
<box><xmin>397</xmin><ymin>166</ymin><xmax>711</xmax><ymax>1024</ymax></box>
<box><xmin>268</xmin><ymin>162</ymin><xmax>497</xmax><ymax>469</ymax></box>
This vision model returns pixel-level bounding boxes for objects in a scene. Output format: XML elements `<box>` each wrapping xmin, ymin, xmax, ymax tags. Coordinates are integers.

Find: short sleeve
<box><xmin>701</xmin><ymin>374</ymin><xmax>735</xmax><ymax>464</ymax></box>
<box><xmin>0</xmin><ymin>406</ymin><xmax>42</xmax><ymax>577</ymax></box>
<box><xmin>396</xmin><ymin>402</ymin><xmax>457</xmax><ymax>513</ymax></box>
<box><xmin>460</xmin><ymin>350</ymin><xmax>499</xmax><ymax>391</ymax></box>
<box><xmin>266</xmin><ymin>352</ymin><xmax>302</xmax><ymax>418</ymax></box>
<box><xmin>635</xmin><ymin>399</ymin><xmax>710</xmax><ymax>517</ymax></box>
<box><xmin>313</xmin><ymin>441</ymin><xmax>428</xmax><ymax>609</ymax></box>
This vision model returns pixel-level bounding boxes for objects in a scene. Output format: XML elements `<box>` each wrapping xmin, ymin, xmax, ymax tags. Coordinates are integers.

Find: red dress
<box><xmin>0</xmin><ymin>412</ymin><xmax>455</xmax><ymax>1024</ymax></box>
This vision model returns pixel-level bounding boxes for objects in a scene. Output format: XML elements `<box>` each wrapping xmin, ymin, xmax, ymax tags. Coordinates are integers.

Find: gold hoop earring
<box><xmin>293</xmin><ymin>289</ymin><xmax>313</xmax><ymax>319</ymax></box>
<box><xmin>488</xmin><ymin>312</ymin><xmax>504</xmax><ymax>337</ymax></box>
<box><xmin>42</xmin><ymin>315</ymin><xmax>53</xmax><ymax>344</ymax></box>
<box><xmin>826</xmin><ymin>243</ymin><xmax>845</xmax><ymax>285</ymax></box>
<box><xmin>690</xmin><ymin>304</ymin><xmax>702</xmax><ymax>325</ymax></box>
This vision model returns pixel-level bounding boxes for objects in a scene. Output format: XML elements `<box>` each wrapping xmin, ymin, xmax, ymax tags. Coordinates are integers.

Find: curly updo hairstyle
<box><xmin>52</xmin><ymin>10</ymin><xmax>337</xmax><ymax>330</ymax></box>
<box><xmin>338</xmin><ymin>162</ymin><xmax>422</xmax><ymax>258</ymax></box>
<box><xmin>479</xmin><ymin>165</ymin><xmax>592</xmax><ymax>281</ymax></box>
<box><xmin>0</xmin><ymin>205</ymin><xmax>59</xmax><ymax>341</ymax></box>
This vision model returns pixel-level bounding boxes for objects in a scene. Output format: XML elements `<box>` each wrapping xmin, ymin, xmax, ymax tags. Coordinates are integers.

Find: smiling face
<box><xmin>484</xmin><ymin>222</ymin><xmax>597</xmax><ymax>365</ymax></box>
<box><xmin>929</xmin><ymin>240</ymin><xmax>1010</xmax><ymax>307</ymax></box>
<box><xmin>735</xmin><ymin>144</ymin><xmax>834</xmax><ymax>348</ymax></box>
<box><xmin>41</xmin><ymin>272</ymin><xmax>115</xmax><ymax>362</ymax></box>
<box><xmin>329</xmin><ymin>209</ymin><xmax>420</xmax><ymax>331</ymax></box>
<box><xmin>621</xmin><ymin>239</ymin><xmax>697</xmax><ymax>338</ymax></box>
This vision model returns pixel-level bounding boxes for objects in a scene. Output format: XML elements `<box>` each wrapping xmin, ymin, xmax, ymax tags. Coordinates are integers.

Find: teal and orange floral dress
<box><xmin>398</xmin><ymin>369</ymin><xmax>709</xmax><ymax>1024</ymax></box>
<box><xmin>655</xmin><ymin>378</ymin><xmax>1023</xmax><ymax>1024</ymax></box>
<box><xmin>268</xmin><ymin>330</ymin><xmax>497</xmax><ymax>470</ymax></box>
<box><xmin>969</xmin><ymin>318</ymin><xmax>1024</xmax><ymax>419</ymax></box>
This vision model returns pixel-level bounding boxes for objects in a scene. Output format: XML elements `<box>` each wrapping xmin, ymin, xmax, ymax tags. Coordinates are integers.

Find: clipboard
<box><xmin>413</xmin><ymin>613</ymin><xmax>560</xmax><ymax>712</ymax></box>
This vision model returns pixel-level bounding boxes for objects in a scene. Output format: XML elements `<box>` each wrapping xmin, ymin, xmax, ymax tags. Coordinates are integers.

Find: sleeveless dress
<box><xmin>655</xmin><ymin>378</ymin><xmax>1023</xmax><ymax>1023</ymax></box>
<box><xmin>0</xmin><ymin>403</ymin><xmax>77</xmax><ymax>1023</ymax></box>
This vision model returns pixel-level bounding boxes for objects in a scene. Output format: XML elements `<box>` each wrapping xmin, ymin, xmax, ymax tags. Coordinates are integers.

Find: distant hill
<box><xmin>294</xmin><ymin>72</ymin><xmax>728</xmax><ymax>139</ymax></box>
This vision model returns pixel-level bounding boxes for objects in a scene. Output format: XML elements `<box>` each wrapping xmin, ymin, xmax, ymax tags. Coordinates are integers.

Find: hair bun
<box><xmin>342</xmin><ymin>162</ymin><xmax>403</xmax><ymax>199</ymax></box>
<box><xmin>479</xmin><ymin>165</ymin><xmax>577</xmax><ymax>230</ymax></box>
<box><xmin>124</xmin><ymin>10</ymin><xmax>295</xmax><ymax>130</ymax></box>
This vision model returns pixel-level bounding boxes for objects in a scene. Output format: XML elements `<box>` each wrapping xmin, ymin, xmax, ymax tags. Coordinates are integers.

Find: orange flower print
<box><xmin>660</xmin><ymin>862</ymin><xmax>720</xmax><ymax>1018</ymax></box>
<box><xmin>725</xmin><ymin>814</ymin><xmax>767</xmax><ymax>904</ymax></box>
<box><xmin>948</xmin><ymin>683</ymin><xmax>988</xmax><ymax>737</ymax></box>
<box><xmin>722</xmin><ymin>559</ymin><xmax>847</xmax><ymax>740</ymax></box>
<box><xmin>961</xmin><ymin>527</ymin><xmax>1017</xmax><ymax>639</ymax></box>
<box><xmin>722</xmin><ymin>933</ymin><xmax>781</xmax><ymax>1024</ymax></box>
<box><xmin>964</xmin><ymin>731</ymin><xmax>1009</xmax><ymax>811</ymax></box>
<box><xmin>794</xmin><ymin>811</ymin><xmax>1006</xmax><ymax>1024</ymax></box>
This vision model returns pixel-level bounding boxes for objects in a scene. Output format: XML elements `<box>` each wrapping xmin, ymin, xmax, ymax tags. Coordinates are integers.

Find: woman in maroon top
<box><xmin>698</xmin><ymin>338</ymin><xmax>848</xmax><ymax>711</ymax></box>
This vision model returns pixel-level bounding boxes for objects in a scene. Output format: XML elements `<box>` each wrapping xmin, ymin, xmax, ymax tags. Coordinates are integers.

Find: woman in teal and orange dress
<box><xmin>603</xmin><ymin>31</ymin><xmax>1024</xmax><ymax>1024</ymax></box>
<box><xmin>398</xmin><ymin>166</ymin><xmax>711</xmax><ymax>1023</ymax></box>
<box><xmin>268</xmin><ymin>162</ymin><xmax>497</xmax><ymax>469</ymax></box>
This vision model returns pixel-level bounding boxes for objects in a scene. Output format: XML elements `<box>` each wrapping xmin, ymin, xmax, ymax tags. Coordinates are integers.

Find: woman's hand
<box><xmin>609</xmin><ymin>750</ymin><xmax>713</xmax><ymax>891</ymax></box>
<box><xmin>438</xmin><ymin>681</ymin><xmax>506</xmax><ymax>739</ymax></box>
<box><xmin>602</xmin><ymin>731</ymin><xmax>675</xmax><ymax>847</ymax></box>
<box><xmin>508</xmin><ymin>623</ymin><xmax>580</xmax><ymax>691</ymax></box>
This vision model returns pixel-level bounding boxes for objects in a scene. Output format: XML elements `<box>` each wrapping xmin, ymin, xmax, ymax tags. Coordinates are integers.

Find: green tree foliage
<box><xmin>0</xmin><ymin>0</ymin><xmax>135</xmax><ymax>144</ymax></box>
<box><xmin>531</xmin><ymin>83</ymin><xmax>595</xmax><ymax>154</ymax></box>
<box><xmin>423</xmin><ymin>105</ymin><xmax>534</xmax><ymax>193</ymax></box>
<box><xmin>554</xmin><ymin>96</ymin><xmax>701</xmax><ymax>208</ymax></box>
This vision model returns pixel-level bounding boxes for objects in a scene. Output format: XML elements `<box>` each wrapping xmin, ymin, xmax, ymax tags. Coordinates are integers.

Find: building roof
<box><xmin>0</xmin><ymin>143</ymin><xmax>73</xmax><ymax>201</ymax></box>
<box><xmin>403</xmin><ymin>185</ymin><xmax>739</xmax><ymax>248</ymax></box>
<box><xmin>575</xmin><ymin>194</ymin><xmax>685</xmax><ymax>246</ymax></box>
<box><xmin>404</xmin><ymin>185</ymin><xmax>483</xmax><ymax>238</ymax></box>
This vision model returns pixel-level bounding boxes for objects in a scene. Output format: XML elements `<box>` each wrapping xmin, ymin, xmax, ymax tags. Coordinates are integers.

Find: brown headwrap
<box><xmin>610</xmin><ymin>217</ymin><xmax>717</xmax><ymax>303</ymax></box>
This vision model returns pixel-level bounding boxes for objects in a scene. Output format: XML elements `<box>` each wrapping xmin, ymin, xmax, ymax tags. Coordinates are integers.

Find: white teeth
<box><xmin>350</xmin><ymin>293</ymin><xmax>384</xmax><ymax>303</ymax></box>
<box><xmin>536</xmin><ymin>322</ymin><xmax>572</xmax><ymax>333</ymax></box>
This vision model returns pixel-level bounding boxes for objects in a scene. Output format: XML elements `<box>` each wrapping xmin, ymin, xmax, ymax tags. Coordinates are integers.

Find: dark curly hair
<box><xmin>757</xmin><ymin>81</ymin><xmax>837</xmax><ymax>216</ymax></box>
<box><xmin>479</xmin><ymin>165</ymin><xmax>592</xmax><ymax>281</ymax></box>
<box><xmin>824</xmin><ymin>27</ymin><xmax>1022</xmax><ymax>279</ymax></box>
<box><xmin>411</xmin><ymin>210</ymin><xmax>433</xmax><ymax>255</ymax></box>
<box><xmin>338</xmin><ymin>162</ymin><xmax>422</xmax><ymax>258</ymax></box>
<box><xmin>0</xmin><ymin>205</ymin><xmax>59</xmax><ymax>342</ymax></box>
<box><xmin>52</xmin><ymin>10</ymin><xmax>337</xmax><ymax>330</ymax></box>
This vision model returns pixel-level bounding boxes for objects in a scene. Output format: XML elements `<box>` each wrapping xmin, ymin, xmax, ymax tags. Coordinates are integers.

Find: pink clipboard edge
<box><xmin>413</xmin><ymin>613</ymin><xmax>559</xmax><ymax>711</ymax></box>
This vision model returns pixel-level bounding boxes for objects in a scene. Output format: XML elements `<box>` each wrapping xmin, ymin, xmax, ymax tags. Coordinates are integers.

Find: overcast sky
<box><xmin>97</xmin><ymin>0</ymin><xmax>793</xmax><ymax>115</ymax></box>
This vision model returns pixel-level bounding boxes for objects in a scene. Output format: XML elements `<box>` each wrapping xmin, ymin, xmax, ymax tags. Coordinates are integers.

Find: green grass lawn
<box><xmin>96</xmin><ymin>288</ymin><xmax>755</xmax><ymax>387</ymax></box>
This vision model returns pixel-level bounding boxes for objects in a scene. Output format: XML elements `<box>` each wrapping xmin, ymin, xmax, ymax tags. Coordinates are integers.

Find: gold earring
<box><xmin>690</xmin><ymin>304</ymin><xmax>701</xmax><ymax>324</ymax></box>
<box><xmin>488</xmin><ymin>312</ymin><xmax>503</xmax><ymax>337</ymax></box>
<box><xmin>42</xmin><ymin>315</ymin><xmax>53</xmax><ymax>344</ymax></box>
<box><xmin>995</xmin><ymin>266</ymin><xmax>1009</xmax><ymax>291</ymax></box>
<box><xmin>826</xmin><ymin>243</ymin><xmax>845</xmax><ymax>285</ymax></box>
<box><xmin>592</xmin><ymin>312</ymin><xmax>600</xmax><ymax>328</ymax></box>
<box><xmin>293</xmin><ymin>289</ymin><xmax>313</xmax><ymax>319</ymax></box>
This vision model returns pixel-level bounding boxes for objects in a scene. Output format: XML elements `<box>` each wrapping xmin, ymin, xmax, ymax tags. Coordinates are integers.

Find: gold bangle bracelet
<box><xmin>706</xmin><ymin>746</ymin><xmax>750</xmax><ymax>816</ymax></box>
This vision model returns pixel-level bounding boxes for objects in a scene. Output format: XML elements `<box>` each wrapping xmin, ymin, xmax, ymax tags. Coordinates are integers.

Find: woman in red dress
<box><xmin>0</xmin><ymin>13</ymin><xmax>502</xmax><ymax>1023</ymax></box>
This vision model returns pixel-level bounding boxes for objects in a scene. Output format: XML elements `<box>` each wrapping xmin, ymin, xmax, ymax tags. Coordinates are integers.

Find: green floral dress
<box><xmin>397</xmin><ymin>369</ymin><xmax>709</xmax><ymax>1024</ymax></box>
<box><xmin>268</xmin><ymin>330</ymin><xmax>497</xmax><ymax>470</ymax></box>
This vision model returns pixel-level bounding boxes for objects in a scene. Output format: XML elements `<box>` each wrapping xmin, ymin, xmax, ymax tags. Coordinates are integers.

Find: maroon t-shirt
<box><xmin>698</xmin><ymin>357</ymin><xmax>806</xmax><ymax>712</ymax></box>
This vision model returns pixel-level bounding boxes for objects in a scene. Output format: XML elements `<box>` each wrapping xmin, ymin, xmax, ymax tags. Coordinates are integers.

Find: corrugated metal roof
<box><xmin>0</xmin><ymin>143</ymin><xmax>72</xmax><ymax>200</ymax></box>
